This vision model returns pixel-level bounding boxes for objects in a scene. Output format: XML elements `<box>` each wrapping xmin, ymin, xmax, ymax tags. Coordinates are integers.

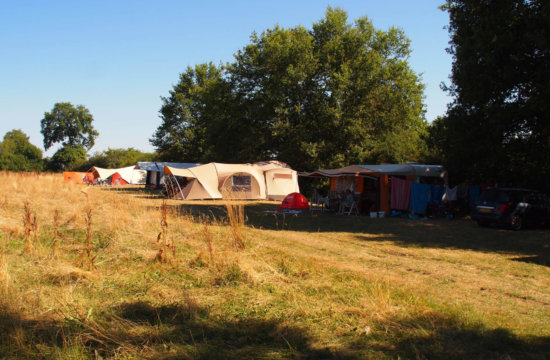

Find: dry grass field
<box><xmin>0</xmin><ymin>171</ymin><xmax>549</xmax><ymax>359</ymax></box>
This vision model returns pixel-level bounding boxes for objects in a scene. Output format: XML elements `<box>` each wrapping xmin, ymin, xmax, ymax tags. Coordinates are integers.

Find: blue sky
<box><xmin>0</xmin><ymin>0</ymin><xmax>452</xmax><ymax>156</ymax></box>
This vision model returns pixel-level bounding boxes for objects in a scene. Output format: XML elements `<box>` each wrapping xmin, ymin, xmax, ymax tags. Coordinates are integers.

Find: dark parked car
<box><xmin>472</xmin><ymin>188</ymin><xmax>550</xmax><ymax>230</ymax></box>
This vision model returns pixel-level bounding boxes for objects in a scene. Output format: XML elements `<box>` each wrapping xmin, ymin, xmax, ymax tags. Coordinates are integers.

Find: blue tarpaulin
<box><xmin>409</xmin><ymin>182</ymin><xmax>431</xmax><ymax>214</ymax></box>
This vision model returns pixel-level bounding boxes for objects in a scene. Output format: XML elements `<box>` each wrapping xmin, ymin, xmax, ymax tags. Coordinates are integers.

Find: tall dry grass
<box><xmin>0</xmin><ymin>235</ymin><xmax>9</xmax><ymax>296</ymax></box>
<box><xmin>51</xmin><ymin>209</ymin><xmax>60</xmax><ymax>258</ymax></box>
<box><xmin>0</xmin><ymin>171</ymin><xmax>548</xmax><ymax>359</ymax></box>
<box><xmin>225</xmin><ymin>200</ymin><xmax>246</xmax><ymax>249</ymax></box>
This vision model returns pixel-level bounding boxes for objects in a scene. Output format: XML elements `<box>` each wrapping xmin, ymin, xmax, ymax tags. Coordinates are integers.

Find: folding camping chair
<box><xmin>343</xmin><ymin>192</ymin><xmax>360</xmax><ymax>215</ymax></box>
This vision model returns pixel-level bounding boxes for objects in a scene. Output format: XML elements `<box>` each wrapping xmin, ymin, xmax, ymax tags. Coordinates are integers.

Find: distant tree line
<box><xmin>0</xmin><ymin>102</ymin><xmax>155</xmax><ymax>172</ymax></box>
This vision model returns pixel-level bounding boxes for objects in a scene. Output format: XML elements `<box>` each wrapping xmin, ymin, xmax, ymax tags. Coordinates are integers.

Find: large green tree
<box><xmin>151</xmin><ymin>7</ymin><xmax>427</xmax><ymax>170</ymax></box>
<box><xmin>0</xmin><ymin>130</ymin><xmax>43</xmax><ymax>171</ymax></box>
<box><xmin>41</xmin><ymin>102</ymin><xmax>99</xmax><ymax>171</ymax></box>
<box><xmin>151</xmin><ymin>63</ymin><xmax>233</xmax><ymax>162</ymax></box>
<box><xmin>229</xmin><ymin>8</ymin><xmax>426</xmax><ymax>170</ymax></box>
<box><xmin>434</xmin><ymin>0</ymin><xmax>550</xmax><ymax>190</ymax></box>
<box><xmin>41</xmin><ymin>102</ymin><xmax>99</xmax><ymax>151</ymax></box>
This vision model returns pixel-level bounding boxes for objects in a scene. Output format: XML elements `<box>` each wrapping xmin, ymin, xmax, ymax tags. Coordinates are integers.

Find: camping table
<box><xmin>263</xmin><ymin>210</ymin><xmax>302</xmax><ymax>230</ymax></box>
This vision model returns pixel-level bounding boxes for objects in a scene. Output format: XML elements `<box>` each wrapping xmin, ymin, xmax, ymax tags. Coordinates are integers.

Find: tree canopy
<box><xmin>434</xmin><ymin>0</ymin><xmax>550</xmax><ymax>190</ymax></box>
<box><xmin>84</xmin><ymin>148</ymin><xmax>156</xmax><ymax>169</ymax></box>
<box><xmin>151</xmin><ymin>7</ymin><xmax>427</xmax><ymax>170</ymax></box>
<box><xmin>41</xmin><ymin>102</ymin><xmax>99</xmax><ymax>151</ymax></box>
<box><xmin>47</xmin><ymin>144</ymin><xmax>88</xmax><ymax>172</ymax></box>
<box><xmin>0</xmin><ymin>130</ymin><xmax>43</xmax><ymax>171</ymax></box>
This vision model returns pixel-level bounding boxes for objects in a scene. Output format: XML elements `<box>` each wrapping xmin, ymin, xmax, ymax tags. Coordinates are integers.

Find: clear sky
<box><xmin>0</xmin><ymin>0</ymin><xmax>452</xmax><ymax>157</ymax></box>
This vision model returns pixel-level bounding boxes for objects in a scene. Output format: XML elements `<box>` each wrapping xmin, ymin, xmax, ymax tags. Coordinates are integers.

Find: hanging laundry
<box><xmin>443</xmin><ymin>186</ymin><xmax>458</xmax><ymax>201</ymax></box>
<box><xmin>409</xmin><ymin>182</ymin><xmax>431</xmax><ymax>214</ymax></box>
<box><xmin>390</xmin><ymin>177</ymin><xmax>411</xmax><ymax>210</ymax></box>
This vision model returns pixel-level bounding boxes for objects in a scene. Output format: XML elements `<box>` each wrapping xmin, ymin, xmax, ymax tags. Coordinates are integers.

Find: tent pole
<box><xmin>173</xmin><ymin>174</ymin><xmax>185</xmax><ymax>200</ymax></box>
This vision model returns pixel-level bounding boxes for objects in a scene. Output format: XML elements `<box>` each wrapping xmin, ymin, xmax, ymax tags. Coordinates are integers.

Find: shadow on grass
<box><xmin>512</xmin><ymin>254</ymin><xmax>550</xmax><ymax>267</ymax></box>
<box><xmin>2</xmin><ymin>300</ymin><xmax>549</xmax><ymax>359</ymax></box>
<box><xmin>113</xmin><ymin>301</ymin><xmax>360</xmax><ymax>360</ymax></box>
<box><xmin>0</xmin><ymin>299</ymin><xmax>356</xmax><ymax>359</ymax></box>
<box><xmin>97</xmin><ymin>185</ymin><xmax>165</xmax><ymax>199</ymax></box>
<box><xmin>163</xmin><ymin>202</ymin><xmax>550</xmax><ymax>264</ymax></box>
<box><xmin>360</xmin><ymin>311</ymin><xmax>550</xmax><ymax>360</ymax></box>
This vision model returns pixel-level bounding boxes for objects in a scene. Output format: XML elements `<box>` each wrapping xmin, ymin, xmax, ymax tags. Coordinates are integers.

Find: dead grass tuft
<box><xmin>224</xmin><ymin>199</ymin><xmax>246</xmax><ymax>250</ymax></box>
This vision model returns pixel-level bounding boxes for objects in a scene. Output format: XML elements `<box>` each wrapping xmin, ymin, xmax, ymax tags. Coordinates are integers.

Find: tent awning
<box><xmin>300</xmin><ymin>165</ymin><xmax>379</xmax><ymax>178</ymax></box>
<box><xmin>136</xmin><ymin>162</ymin><xmax>201</xmax><ymax>172</ymax></box>
<box><xmin>300</xmin><ymin>164</ymin><xmax>444</xmax><ymax>178</ymax></box>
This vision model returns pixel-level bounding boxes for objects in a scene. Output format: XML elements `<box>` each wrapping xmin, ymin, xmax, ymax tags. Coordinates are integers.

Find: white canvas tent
<box><xmin>164</xmin><ymin>161</ymin><xmax>299</xmax><ymax>200</ymax></box>
<box><xmin>90</xmin><ymin>166</ymin><xmax>146</xmax><ymax>185</ymax></box>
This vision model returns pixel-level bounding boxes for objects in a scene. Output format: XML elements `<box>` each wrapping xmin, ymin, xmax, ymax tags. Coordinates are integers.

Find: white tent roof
<box><xmin>91</xmin><ymin>166</ymin><xmax>118</xmax><ymax>180</ymax></box>
<box><xmin>91</xmin><ymin>166</ymin><xmax>147</xmax><ymax>185</ymax></box>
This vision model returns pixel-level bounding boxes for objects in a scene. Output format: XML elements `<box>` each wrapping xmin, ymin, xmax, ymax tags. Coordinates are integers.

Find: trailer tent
<box><xmin>164</xmin><ymin>161</ymin><xmax>300</xmax><ymax>200</ymax></box>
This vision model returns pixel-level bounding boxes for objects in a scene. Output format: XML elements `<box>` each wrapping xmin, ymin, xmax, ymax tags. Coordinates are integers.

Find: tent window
<box><xmin>273</xmin><ymin>173</ymin><xmax>292</xmax><ymax>179</ymax></box>
<box><xmin>232</xmin><ymin>175</ymin><xmax>251</xmax><ymax>191</ymax></box>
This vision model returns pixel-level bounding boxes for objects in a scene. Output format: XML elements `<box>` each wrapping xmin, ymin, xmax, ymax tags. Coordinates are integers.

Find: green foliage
<box><xmin>48</xmin><ymin>145</ymin><xmax>87</xmax><ymax>171</ymax></box>
<box><xmin>85</xmin><ymin>148</ymin><xmax>156</xmax><ymax>169</ymax></box>
<box><xmin>0</xmin><ymin>129</ymin><xmax>43</xmax><ymax>171</ymax></box>
<box><xmin>433</xmin><ymin>1</ymin><xmax>550</xmax><ymax>190</ymax></box>
<box><xmin>41</xmin><ymin>102</ymin><xmax>99</xmax><ymax>151</ymax></box>
<box><xmin>151</xmin><ymin>7</ymin><xmax>427</xmax><ymax>169</ymax></box>
<box><xmin>151</xmin><ymin>63</ymin><xmax>231</xmax><ymax>162</ymax></box>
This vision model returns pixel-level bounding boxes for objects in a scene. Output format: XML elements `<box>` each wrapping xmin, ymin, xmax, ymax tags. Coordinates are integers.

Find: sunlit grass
<box><xmin>0</xmin><ymin>171</ymin><xmax>549</xmax><ymax>359</ymax></box>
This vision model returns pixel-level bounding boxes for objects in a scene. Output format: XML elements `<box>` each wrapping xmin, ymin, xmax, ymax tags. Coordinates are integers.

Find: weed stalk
<box><xmin>85</xmin><ymin>209</ymin><xmax>96</xmax><ymax>271</ymax></box>
<box><xmin>23</xmin><ymin>201</ymin><xmax>33</xmax><ymax>254</ymax></box>
<box><xmin>156</xmin><ymin>199</ymin><xmax>175</xmax><ymax>261</ymax></box>
<box><xmin>52</xmin><ymin>209</ymin><xmax>60</xmax><ymax>257</ymax></box>
<box><xmin>202</xmin><ymin>224</ymin><xmax>216</xmax><ymax>268</ymax></box>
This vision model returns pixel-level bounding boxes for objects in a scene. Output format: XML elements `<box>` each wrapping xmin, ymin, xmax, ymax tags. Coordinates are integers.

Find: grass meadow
<box><xmin>0</xmin><ymin>171</ymin><xmax>549</xmax><ymax>359</ymax></box>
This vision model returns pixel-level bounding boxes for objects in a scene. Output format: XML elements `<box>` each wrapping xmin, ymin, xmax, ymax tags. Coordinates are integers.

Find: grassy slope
<box><xmin>0</xmin><ymin>172</ymin><xmax>549</xmax><ymax>359</ymax></box>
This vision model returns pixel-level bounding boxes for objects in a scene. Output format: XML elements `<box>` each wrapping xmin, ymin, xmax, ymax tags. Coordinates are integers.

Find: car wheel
<box><xmin>510</xmin><ymin>214</ymin><xmax>523</xmax><ymax>231</ymax></box>
<box><xmin>477</xmin><ymin>220</ymin><xmax>489</xmax><ymax>227</ymax></box>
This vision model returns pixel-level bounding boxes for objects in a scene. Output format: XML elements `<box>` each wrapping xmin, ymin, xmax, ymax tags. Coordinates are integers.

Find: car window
<box><xmin>479</xmin><ymin>190</ymin><xmax>505</xmax><ymax>202</ymax></box>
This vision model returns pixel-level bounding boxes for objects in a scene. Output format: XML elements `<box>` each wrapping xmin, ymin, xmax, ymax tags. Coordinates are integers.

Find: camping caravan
<box><xmin>136</xmin><ymin>162</ymin><xmax>201</xmax><ymax>189</ymax></box>
<box><xmin>90</xmin><ymin>166</ymin><xmax>147</xmax><ymax>185</ymax></box>
<box><xmin>164</xmin><ymin>161</ymin><xmax>300</xmax><ymax>201</ymax></box>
